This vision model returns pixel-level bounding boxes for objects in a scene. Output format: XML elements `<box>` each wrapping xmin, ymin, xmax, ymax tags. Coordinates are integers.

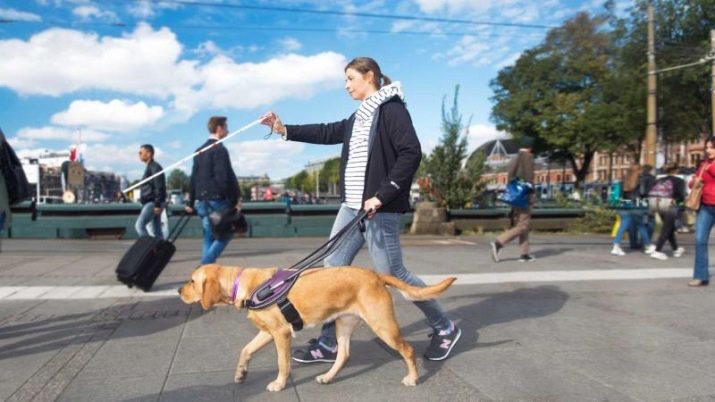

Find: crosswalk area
<box><xmin>0</xmin><ymin>267</ymin><xmax>695</xmax><ymax>300</ymax></box>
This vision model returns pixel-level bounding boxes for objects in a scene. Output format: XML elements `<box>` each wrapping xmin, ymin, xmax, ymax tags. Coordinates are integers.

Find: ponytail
<box><xmin>380</xmin><ymin>74</ymin><xmax>392</xmax><ymax>87</ymax></box>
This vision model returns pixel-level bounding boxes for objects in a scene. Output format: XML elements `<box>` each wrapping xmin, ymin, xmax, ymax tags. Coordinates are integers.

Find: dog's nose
<box><xmin>177</xmin><ymin>287</ymin><xmax>182</xmax><ymax>295</ymax></box>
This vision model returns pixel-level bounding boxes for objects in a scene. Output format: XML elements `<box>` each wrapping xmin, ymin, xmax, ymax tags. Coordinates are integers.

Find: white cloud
<box><xmin>72</xmin><ymin>5</ymin><xmax>118</xmax><ymax>21</ymax></box>
<box><xmin>0</xmin><ymin>24</ymin><xmax>200</xmax><ymax>97</ymax></box>
<box><xmin>127</xmin><ymin>0</ymin><xmax>180</xmax><ymax>19</ymax></box>
<box><xmin>80</xmin><ymin>142</ymin><xmax>157</xmax><ymax>173</ymax></box>
<box><xmin>414</xmin><ymin>0</ymin><xmax>496</xmax><ymax>14</ymax></box>
<box><xmin>0</xmin><ymin>25</ymin><xmax>346</xmax><ymax>120</ymax></box>
<box><xmin>194</xmin><ymin>40</ymin><xmax>223</xmax><ymax>57</ymax></box>
<box><xmin>438</xmin><ymin>35</ymin><xmax>490</xmax><ymax>66</ymax></box>
<box><xmin>7</xmin><ymin>137</ymin><xmax>37</xmax><ymax>149</ymax></box>
<box><xmin>277</xmin><ymin>37</ymin><xmax>302</xmax><ymax>52</ymax></box>
<box><xmin>15</xmin><ymin>126</ymin><xmax>110</xmax><ymax>142</ymax></box>
<box><xmin>174</xmin><ymin>52</ymin><xmax>347</xmax><ymax>115</ymax></box>
<box><xmin>466</xmin><ymin>123</ymin><xmax>507</xmax><ymax>155</ymax></box>
<box><xmin>51</xmin><ymin>99</ymin><xmax>165</xmax><ymax>132</ymax></box>
<box><xmin>495</xmin><ymin>51</ymin><xmax>522</xmax><ymax>69</ymax></box>
<box><xmin>0</xmin><ymin>8</ymin><xmax>42</xmax><ymax>21</ymax></box>
<box><xmin>226</xmin><ymin>139</ymin><xmax>305</xmax><ymax>178</ymax></box>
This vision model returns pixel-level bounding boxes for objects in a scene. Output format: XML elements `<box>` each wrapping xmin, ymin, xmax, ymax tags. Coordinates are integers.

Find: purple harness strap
<box><xmin>245</xmin><ymin>209</ymin><xmax>368</xmax><ymax>311</ymax></box>
<box><xmin>230</xmin><ymin>271</ymin><xmax>241</xmax><ymax>303</ymax></box>
<box><xmin>245</xmin><ymin>269</ymin><xmax>300</xmax><ymax>309</ymax></box>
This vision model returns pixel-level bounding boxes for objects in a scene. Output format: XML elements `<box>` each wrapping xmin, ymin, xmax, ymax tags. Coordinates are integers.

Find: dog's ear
<box><xmin>200</xmin><ymin>276</ymin><xmax>221</xmax><ymax>310</ymax></box>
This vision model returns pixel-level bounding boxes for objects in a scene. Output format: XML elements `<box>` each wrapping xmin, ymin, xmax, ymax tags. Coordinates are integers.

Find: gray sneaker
<box><xmin>424</xmin><ymin>325</ymin><xmax>462</xmax><ymax>361</ymax></box>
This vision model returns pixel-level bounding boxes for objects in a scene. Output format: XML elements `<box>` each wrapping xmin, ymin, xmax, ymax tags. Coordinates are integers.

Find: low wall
<box><xmin>4</xmin><ymin>202</ymin><xmax>583</xmax><ymax>239</ymax></box>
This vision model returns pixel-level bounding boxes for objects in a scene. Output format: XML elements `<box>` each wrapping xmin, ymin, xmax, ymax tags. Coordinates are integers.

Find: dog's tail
<box><xmin>380</xmin><ymin>274</ymin><xmax>456</xmax><ymax>301</ymax></box>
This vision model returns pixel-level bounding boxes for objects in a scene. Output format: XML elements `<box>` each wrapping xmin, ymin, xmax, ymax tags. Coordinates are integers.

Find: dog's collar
<box><xmin>230</xmin><ymin>271</ymin><xmax>242</xmax><ymax>304</ymax></box>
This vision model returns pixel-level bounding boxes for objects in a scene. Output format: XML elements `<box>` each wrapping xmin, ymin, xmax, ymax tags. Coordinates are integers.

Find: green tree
<box><xmin>319</xmin><ymin>157</ymin><xmax>340</xmax><ymax>193</ymax></box>
<box><xmin>624</xmin><ymin>0</ymin><xmax>714</xmax><ymax>142</ymax></box>
<box><xmin>166</xmin><ymin>169</ymin><xmax>190</xmax><ymax>192</ymax></box>
<box><xmin>491</xmin><ymin>11</ymin><xmax>618</xmax><ymax>187</ymax></box>
<box><xmin>425</xmin><ymin>86</ymin><xmax>485</xmax><ymax>209</ymax></box>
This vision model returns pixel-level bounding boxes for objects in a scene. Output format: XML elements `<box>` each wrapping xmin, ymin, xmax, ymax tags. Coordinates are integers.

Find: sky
<box><xmin>0</xmin><ymin>0</ymin><xmax>630</xmax><ymax>182</ymax></box>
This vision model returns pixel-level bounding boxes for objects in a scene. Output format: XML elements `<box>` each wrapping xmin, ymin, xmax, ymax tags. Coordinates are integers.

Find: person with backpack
<box><xmin>647</xmin><ymin>163</ymin><xmax>686</xmax><ymax>260</ymax></box>
<box><xmin>611</xmin><ymin>164</ymin><xmax>656</xmax><ymax>256</ymax></box>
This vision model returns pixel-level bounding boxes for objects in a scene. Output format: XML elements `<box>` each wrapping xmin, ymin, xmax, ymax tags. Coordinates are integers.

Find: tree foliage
<box><xmin>425</xmin><ymin>86</ymin><xmax>487</xmax><ymax>209</ymax></box>
<box><xmin>166</xmin><ymin>169</ymin><xmax>190</xmax><ymax>192</ymax></box>
<box><xmin>491</xmin><ymin>1</ymin><xmax>715</xmax><ymax>183</ymax></box>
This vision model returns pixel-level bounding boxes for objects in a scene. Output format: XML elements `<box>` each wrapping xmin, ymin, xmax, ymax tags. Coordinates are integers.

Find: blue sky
<box><xmin>0</xmin><ymin>0</ymin><xmax>627</xmax><ymax>182</ymax></box>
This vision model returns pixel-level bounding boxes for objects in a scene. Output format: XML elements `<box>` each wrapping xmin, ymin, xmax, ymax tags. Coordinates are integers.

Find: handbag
<box><xmin>685</xmin><ymin>163</ymin><xmax>710</xmax><ymax>211</ymax></box>
<box><xmin>498</xmin><ymin>178</ymin><xmax>531</xmax><ymax>209</ymax></box>
<box><xmin>209</xmin><ymin>207</ymin><xmax>248</xmax><ymax>239</ymax></box>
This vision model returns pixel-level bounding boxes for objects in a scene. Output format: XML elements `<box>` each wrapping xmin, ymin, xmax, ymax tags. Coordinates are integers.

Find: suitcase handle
<box><xmin>168</xmin><ymin>211</ymin><xmax>191</xmax><ymax>243</ymax></box>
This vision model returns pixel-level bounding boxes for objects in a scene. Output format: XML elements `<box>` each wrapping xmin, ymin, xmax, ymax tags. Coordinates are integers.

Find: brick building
<box><xmin>478</xmin><ymin>138</ymin><xmax>705</xmax><ymax>191</ymax></box>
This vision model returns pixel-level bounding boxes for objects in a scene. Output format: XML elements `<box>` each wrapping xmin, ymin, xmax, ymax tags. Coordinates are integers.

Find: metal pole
<box><xmin>645</xmin><ymin>2</ymin><xmax>657</xmax><ymax>167</ymax></box>
<box><xmin>123</xmin><ymin>117</ymin><xmax>263</xmax><ymax>194</ymax></box>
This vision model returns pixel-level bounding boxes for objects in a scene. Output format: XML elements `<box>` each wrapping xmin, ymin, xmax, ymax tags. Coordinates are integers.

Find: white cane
<box><xmin>123</xmin><ymin>117</ymin><xmax>265</xmax><ymax>194</ymax></box>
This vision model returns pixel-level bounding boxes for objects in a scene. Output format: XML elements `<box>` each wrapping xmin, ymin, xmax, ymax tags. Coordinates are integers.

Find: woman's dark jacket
<box><xmin>139</xmin><ymin>159</ymin><xmax>167</xmax><ymax>207</ymax></box>
<box><xmin>285</xmin><ymin>96</ymin><xmax>420</xmax><ymax>213</ymax></box>
<box><xmin>189</xmin><ymin>139</ymin><xmax>240</xmax><ymax>207</ymax></box>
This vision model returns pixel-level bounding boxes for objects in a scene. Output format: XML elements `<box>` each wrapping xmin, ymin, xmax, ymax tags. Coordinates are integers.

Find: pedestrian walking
<box><xmin>184</xmin><ymin>116</ymin><xmax>241</xmax><ymax>264</ymax></box>
<box><xmin>648</xmin><ymin>163</ymin><xmax>686</xmax><ymax>260</ymax></box>
<box><xmin>611</xmin><ymin>165</ymin><xmax>657</xmax><ymax>256</ymax></box>
<box><xmin>260</xmin><ymin>56</ymin><xmax>461</xmax><ymax>362</ymax></box>
<box><xmin>689</xmin><ymin>136</ymin><xmax>715</xmax><ymax>287</ymax></box>
<box><xmin>134</xmin><ymin>144</ymin><xmax>167</xmax><ymax>240</ymax></box>
<box><xmin>490</xmin><ymin>136</ymin><xmax>536</xmax><ymax>263</ymax></box>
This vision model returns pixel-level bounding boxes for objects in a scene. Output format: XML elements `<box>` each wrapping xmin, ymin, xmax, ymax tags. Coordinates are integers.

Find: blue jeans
<box><xmin>135</xmin><ymin>203</ymin><xmax>164</xmax><ymax>240</ymax></box>
<box><xmin>693</xmin><ymin>204</ymin><xmax>715</xmax><ymax>281</ymax></box>
<box><xmin>196</xmin><ymin>200</ymin><xmax>233</xmax><ymax>264</ymax></box>
<box><xmin>318</xmin><ymin>205</ymin><xmax>452</xmax><ymax>345</ymax></box>
<box><xmin>613</xmin><ymin>210</ymin><xmax>651</xmax><ymax>248</ymax></box>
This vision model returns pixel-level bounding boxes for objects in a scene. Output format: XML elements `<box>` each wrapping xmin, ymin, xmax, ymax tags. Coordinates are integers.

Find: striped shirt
<box><xmin>344</xmin><ymin>83</ymin><xmax>404</xmax><ymax>209</ymax></box>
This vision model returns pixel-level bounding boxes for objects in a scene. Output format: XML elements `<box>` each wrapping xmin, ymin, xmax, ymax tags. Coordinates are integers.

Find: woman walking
<box><xmin>260</xmin><ymin>57</ymin><xmax>460</xmax><ymax>362</ymax></box>
<box><xmin>648</xmin><ymin>163</ymin><xmax>686</xmax><ymax>260</ymax></box>
<box><xmin>690</xmin><ymin>136</ymin><xmax>715</xmax><ymax>286</ymax></box>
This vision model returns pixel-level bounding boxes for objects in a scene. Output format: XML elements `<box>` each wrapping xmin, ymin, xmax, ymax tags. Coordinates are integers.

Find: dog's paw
<box><xmin>266</xmin><ymin>380</ymin><xmax>286</xmax><ymax>392</ymax></box>
<box><xmin>315</xmin><ymin>374</ymin><xmax>333</xmax><ymax>384</ymax></box>
<box><xmin>234</xmin><ymin>368</ymin><xmax>247</xmax><ymax>383</ymax></box>
<box><xmin>402</xmin><ymin>375</ymin><xmax>417</xmax><ymax>386</ymax></box>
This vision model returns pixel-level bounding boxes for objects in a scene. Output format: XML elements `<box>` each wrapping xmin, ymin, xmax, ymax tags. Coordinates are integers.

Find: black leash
<box><xmin>246</xmin><ymin>208</ymin><xmax>370</xmax><ymax>309</ymax></box>
<box><xmin>286</xmin><ymin>208</ymin><xmax>369</xmax><ymax>272</ymax></box>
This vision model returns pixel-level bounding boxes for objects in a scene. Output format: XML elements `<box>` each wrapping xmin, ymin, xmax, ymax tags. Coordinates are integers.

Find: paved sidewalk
<box><xmin>1</xmin><ymin>234</ymin><xmax>715</xmax><ymax>401</ymax></box>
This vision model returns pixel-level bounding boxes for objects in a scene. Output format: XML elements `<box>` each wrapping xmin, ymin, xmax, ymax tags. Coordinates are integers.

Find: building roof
<box><xmin>472</xmin><ymin>138</ymin><xmax>520</xmax><ymax>160</ymax></box>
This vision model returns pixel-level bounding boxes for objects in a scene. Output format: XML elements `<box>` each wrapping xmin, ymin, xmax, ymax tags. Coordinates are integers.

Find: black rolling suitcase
<box><xmin>116</xmin><ymin>212</ymin><xmax>191</xmax><ymax>291</ymax></box>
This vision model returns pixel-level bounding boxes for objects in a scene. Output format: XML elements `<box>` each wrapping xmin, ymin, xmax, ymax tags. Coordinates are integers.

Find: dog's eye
<box><xmin>190</xmin><ymin>279</ymin><xmax>194</xmax><ymax>283</ymax></box>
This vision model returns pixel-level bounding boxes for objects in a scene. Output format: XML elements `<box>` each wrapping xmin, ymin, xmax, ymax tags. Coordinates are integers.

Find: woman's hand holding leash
<box><xmin>260</xmin><ymin>111</ymin><xmax>286</xmax><ymax>137</ymax></box>
<box><xmin>364</xmin><ymin>197</ymin><xmax>382</xmax><ymax>219</ymax></box>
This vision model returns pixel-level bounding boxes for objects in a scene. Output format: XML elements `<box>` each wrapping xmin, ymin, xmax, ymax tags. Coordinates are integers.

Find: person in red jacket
<box><xmin>689</xmin><ymin>136</ymin><xmax>715</xmax><ymax>286</ymax></box>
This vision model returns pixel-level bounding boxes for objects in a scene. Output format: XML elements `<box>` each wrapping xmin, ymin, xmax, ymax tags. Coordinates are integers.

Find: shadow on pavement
<box><xmin>302</xmin><ymin>285</ymin><xmax>569</xmax><ymax>387</ymax></box>
<box><xmin>0</xmin><ymin>297</ymin><xmax>196</xmax><ymax>360</ymax></box>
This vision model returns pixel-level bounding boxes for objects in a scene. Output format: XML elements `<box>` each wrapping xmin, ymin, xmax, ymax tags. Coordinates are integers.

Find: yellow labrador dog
<box><xmin>179</xmin><ymin>264</ymin><xmax>455</xmax><ymax>392</ymax></box>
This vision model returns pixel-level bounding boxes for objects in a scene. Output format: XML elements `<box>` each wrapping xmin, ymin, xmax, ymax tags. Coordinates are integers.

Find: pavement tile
<box><xmin>293</xmin><ymin>359</ymin><xmax>483</xmax><ymax>402</ymax></box>
<box><xmin>446</xmin><ymin>348</ymin><xmax>636</xmax><ymax>401</ymax></box>
<box><xmin>56</xmin><ymin>375</ymin><xmax>165</xmax><ymax>402</ymax></box>
<box><xmin>550</xmin><ymin>347</ymin><xmax>715</xmax><ymax>400</ymax></box>
<box><xmin>160</xmin><ymin>371</ymin><xmax>239</xmax><ymax>402</ymax></box>
<box><xmin>74</xmin><ymin>340</ymin><xmax>177</xmax><ymax>380</ymax></box>
<box><xmin>107</xmin><ymin>316</ymin><xmax>186</xmax><ymax>345</ymax></box>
